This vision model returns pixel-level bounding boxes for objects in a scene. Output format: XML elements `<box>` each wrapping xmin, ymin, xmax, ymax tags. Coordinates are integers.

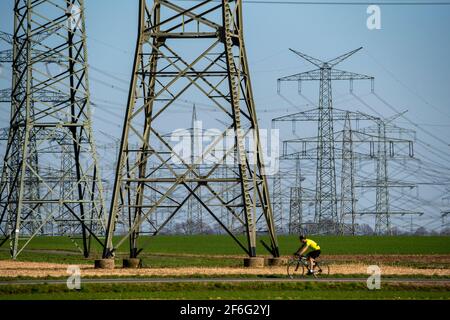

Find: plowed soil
<box><xmin>0</xmin><ymin>258</ymin><xmax>448</xmax><ymax>278</ymax></box>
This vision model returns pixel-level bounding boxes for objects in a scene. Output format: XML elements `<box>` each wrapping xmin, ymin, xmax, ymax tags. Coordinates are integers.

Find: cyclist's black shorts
<box><xmin>306</xmin><ymin>250</ymin><xmax>321</xmax><ymax>259</ymax></box>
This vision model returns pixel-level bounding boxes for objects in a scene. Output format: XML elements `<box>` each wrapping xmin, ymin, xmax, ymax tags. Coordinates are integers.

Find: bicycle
<box><xmin>287</xmin><ymin>255</ymin><xmax>330</xmax><ymax>279</ymax></box>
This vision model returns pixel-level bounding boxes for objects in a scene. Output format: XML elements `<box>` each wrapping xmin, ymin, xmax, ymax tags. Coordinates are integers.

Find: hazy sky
<box><xmin>0</xmin><ymin>1</ymin><xmax>449</xmax><ymax>231</ymax></box>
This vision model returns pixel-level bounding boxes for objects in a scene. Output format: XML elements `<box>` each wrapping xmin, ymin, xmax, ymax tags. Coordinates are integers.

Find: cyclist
<box><xmin>293</xmin><ymin>235</ymin><xmax>321</xmax><ymax>275</ymax></box>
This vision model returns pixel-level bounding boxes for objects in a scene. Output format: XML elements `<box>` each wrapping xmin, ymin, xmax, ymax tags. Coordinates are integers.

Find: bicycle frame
<box><xmin>287</xmin><ymin>255</ymin><xmax>328</xmax><ymax>279</ymax></box>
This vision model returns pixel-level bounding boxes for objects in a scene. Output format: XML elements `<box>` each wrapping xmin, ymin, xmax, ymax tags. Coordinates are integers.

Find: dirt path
<box><xmin>0</xmin><ymin>260</ymin><xmax>448</xmax><ymax>278</ymax></box>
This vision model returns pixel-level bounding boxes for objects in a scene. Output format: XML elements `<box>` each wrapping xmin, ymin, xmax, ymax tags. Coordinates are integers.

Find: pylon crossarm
<box><xmin>272</xmin><ymin>108</ymin><xmax>380</xmax><ymax>123</ymax></box>
<box><xmin>153</xmin><ymin>0</ymin><xmax>221</xmax><ymax>32</ymax></box>
<box><xmin>289</xmin><ymin>48</ymin><xmax>324</xmax><ymax>68</ymax></box>
<box><xmin>278</xmin><ymin>69</ymin><xmax>322</xmax><ymax>82</ymax></box>
<box><xmin>326</xmin><ymin>47</ymin><xmax>363</xmax><ymax>67</ymax></box>
<box><xmin>278</xmin><ymin>68</ymin><xmax>372</xmax><ymax>82</ymax></box>
<box><xmin>331</xmin><ymin>69</ymin><xmax>373</xmax><ymax>80</ymax></box>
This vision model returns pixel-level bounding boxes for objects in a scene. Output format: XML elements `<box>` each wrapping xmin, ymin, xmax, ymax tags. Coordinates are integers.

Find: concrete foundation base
<box><xmin>123</xmin><ymin>258</ymin><xmax>142</xmax><ymax>268</ymax></box>
<box><xmin>243</xmin><ymin>257</ymin><xmax>265</xmax><ymax>268</ymax></box>
<box><xmin>266</xmin><ymin>257</ymin><xmax>285</xmax><ymax>266</ymax></box>
<box><xmin>94</xmin><ymin>259</ymin><xmax>115</xmax><ymax>269</ymax></box>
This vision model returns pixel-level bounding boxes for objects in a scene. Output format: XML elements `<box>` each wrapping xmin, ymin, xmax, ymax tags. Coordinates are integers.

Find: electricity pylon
<box><xmin>102</xmin><ymin>0</ymin><xmax>279</xmax><ymax>261</ymax></box>
<box><xmin>0</xmin><ymin>0</ymin><xmax>106</xmax><ymax>258</ymax></box>
<box><xmin>186</xmin><ymin>105</ymin><xmax>203</xmax><ymax>234</ymax></box>
<box><xmin>375</xmin><ymin>120</ymin><xmax>390</xmax><ymax>234</ymax></box>
<box><xmin>272</xmin><ymin>172</ymin><xmax>283</xmax><ymax>233</ymax></box>
<box><xmin>357</xmin><ymin>115</ymin><xmax>419</xmax><ymax>235</ymax></box>
<box><xmin>288</xmin><ymin>158</ymin><xmax>304</xmax><ymax>234</ymax></box>
<box><xmin>277</xmin><ymin>47</ymin><xmax>373</xmax><ymax>234</ymax></box>
<box><xmin>0</xmin><ymin>31</ymin><xmax>64</xmax><ymax>237</ymax></box>
<box><xmin>339</xmin><ymin>112</ymin><xmax>356</xmax><ymax>234</ymax></box>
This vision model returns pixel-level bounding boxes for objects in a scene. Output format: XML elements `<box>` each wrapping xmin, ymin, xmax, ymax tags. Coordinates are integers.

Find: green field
<box><xmin>0</xmin><ymin>282</ymin><xmax>448</xmax><ymax>300</ymax></box>
<box><xmin>128</xmin><ymin>235</ymin><xmax>450</xmax><ymax>255</ymax></box>
<box><xmin>5</xmin><ymin>235</ymin><xmax>450</xmax><ymax>256</ymax></box>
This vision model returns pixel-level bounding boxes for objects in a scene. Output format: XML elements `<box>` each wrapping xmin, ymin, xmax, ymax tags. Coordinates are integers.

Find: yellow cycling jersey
<box><xmin>305</xmin><ymin>239</ymin><xmax>320</xmax><ymax>251</ymax></box>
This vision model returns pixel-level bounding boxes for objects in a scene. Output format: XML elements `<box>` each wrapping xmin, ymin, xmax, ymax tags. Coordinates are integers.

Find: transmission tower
<box><xmin>0</xmin><ymin>31</ymin><xmax>54</xmax><ymax>238</ymax></box>
<box><xmin>101</xmin><ymin>0</ymin><xmax>279</xmax><ymax>264</ymax></box>
<box><xmin>277</xmin><ymin>47</ymin><xmax>373</xmax><ymax>234</ymax></box>
<box><xmin>339</xmin><ymin>112</ymin><xmax>356</xmax><ymax>235</ymax></box>
<box><xmin>357</xmin><ymin>117</ymin><xmax>420</xmax><ymax>235</ymax></box>
<box><xmin>272</xmin><ymin>172</ymin><xmax>283</xmax><ymax>233</ymax></box>
<box><xmin>0</xmin><ymin>0</ymin><xmax>106</xmax><ymax>258</ymax></box>
<box><xmin>374</xmin><ymin>120</ymin><xmax>390</xmax><ymax>234</ymax></box>
<box><xmin>186</xmin><ymin>105</ymin><xmax>204</xmax><ymax>234</ymax></box>
<box><xmin>288</xmin><ymin>158</ymin><xmax>304</xmax><ymax>234</ymax></box>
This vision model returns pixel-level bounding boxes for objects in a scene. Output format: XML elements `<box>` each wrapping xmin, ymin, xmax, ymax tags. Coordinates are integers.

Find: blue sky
<box><xmin>0</xmin><ymin>1</ymin><xmax>449</xmax><ymax>231</ymax></box>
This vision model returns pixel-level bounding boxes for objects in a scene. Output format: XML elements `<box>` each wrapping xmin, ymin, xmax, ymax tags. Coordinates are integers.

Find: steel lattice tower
<box><xmin>102</xmin><ymin>0</ymin><xmax>279</xmax><ymax>260</ymax></box>
<box><xmin>186</xmin><ymin>105</ymin><xmax>203</xmax><ymax>234</ymax></box>
<box><xmin>0</xmin><ymin>31</ymin><xmax>50</xmax><ymax>237</ymax></box>
<box><xmin>375</xmin><ymin>120</ymin><xmax>390</xmax><ymax>234</ymax></box>
<box><xmin>288</xmin><ymin>158</ymin><xmax>303</xmax><ymax>234</ymax></box>
<box><xmin>357</xmin><ymin>117</ymin><xmax>420</xmax><ymax>234</ymax></box>
<box><xmin>277</xmin><ymin>47</ymin><xmax>373</xmax><ymax>234</ymax></box>
<box><xmin>339</xmin><ymin>112</ymin><xmax>356</xmax><ymax>234</ymax></box>
<box><xmin>272</xmin><ymin>172</ymin><xmax>283</xmax><ymax>233</ymax></box>
<box><xmin>0</xmin><ymin>0</ymin><xmax>106</xmax><ymax>258</ymax></box>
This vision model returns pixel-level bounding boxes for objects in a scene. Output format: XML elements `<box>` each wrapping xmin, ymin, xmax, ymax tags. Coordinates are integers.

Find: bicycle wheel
<box><xmin>314</xmin><ymin>261</ymin><xmax>330</xmax><ymax>278</ymax></box>
<box><xmin>287</xmin><ymin>258</ymin><xmax>307</xmax><ymax>279</ymax></box>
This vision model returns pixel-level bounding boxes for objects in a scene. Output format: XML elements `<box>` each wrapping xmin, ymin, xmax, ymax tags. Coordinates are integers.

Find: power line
<box><xmin>373</xmin><ymin>93</ymin><xmax>450</xmax><ymax>150</ymax></box>
<box><xmin>396</xmin><ymin>122</ymin><xmax>450</xmax><ymax>128</ymax></box>
<box><xmin>351</xmin><ymin>93</ymin><xmax>450</xmax><ymax>165</ymax></box>
<box><xmin>364</xmin><ymin>50</ymin><xmax>450</xmax><ymax>120</ymax></box>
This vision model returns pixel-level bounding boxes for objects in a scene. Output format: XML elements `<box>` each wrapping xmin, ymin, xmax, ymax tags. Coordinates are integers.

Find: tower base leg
<box><xmin>266</xmin><ymin>257</ymin><xmax>285</xmax><ymax>266</ymax></box>
<box><xmin>243</xmin><ymin>257</ymin><xmax>265</xmax><ymax>268</ymax></box>
<box><xmin>94</xmin><ymin>259</ymin><xmax>115</xmax><ymax>269</ymax></box>
<box><xmin>123</xmin><ymin>258</ymin><xmax>142</xmax><ymax>268</ymax></box>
